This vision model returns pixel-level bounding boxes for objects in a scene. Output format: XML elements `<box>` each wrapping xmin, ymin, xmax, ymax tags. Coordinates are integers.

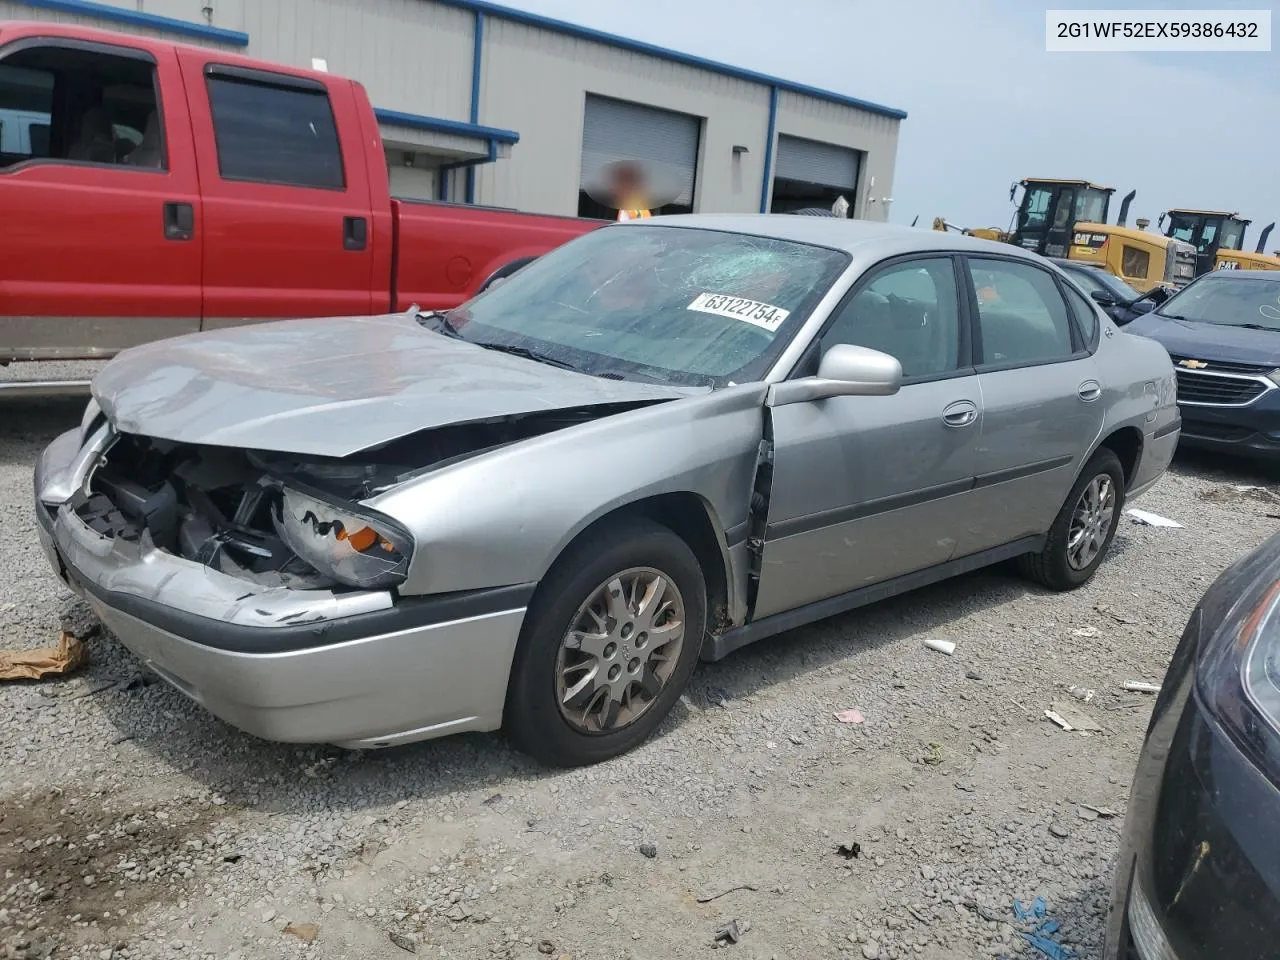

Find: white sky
<box><xmin>499</xmin><ymin>0</ymin><xmax>1280</xmax><ymax>244</ymax></box>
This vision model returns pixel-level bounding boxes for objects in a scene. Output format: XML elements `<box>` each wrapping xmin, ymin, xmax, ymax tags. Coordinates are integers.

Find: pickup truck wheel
<box><xmin>1019</xmin><ymin>448</ymin><xmax>1125</xmax><ymax>591</ymax></box>
<box><xmin>505</xmin><ymin>518</ymin><xmax>705</xmax><ymax>767</ymax></box>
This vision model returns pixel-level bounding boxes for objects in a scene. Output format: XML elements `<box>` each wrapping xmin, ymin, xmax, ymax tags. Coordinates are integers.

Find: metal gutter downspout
<box><xmin>440</xmin><ymin>10</ymin><xmax>500</xmax><ymax>203</ymax></box>
<box><xmin>465</xmin><ymin>9</ymin><xmax>486</xmax><ymax>204</ymax></box>
<box><xmin>759</xmin><ymin>86</ymin><xmax>779</xmax><ymax>214</ymax></box>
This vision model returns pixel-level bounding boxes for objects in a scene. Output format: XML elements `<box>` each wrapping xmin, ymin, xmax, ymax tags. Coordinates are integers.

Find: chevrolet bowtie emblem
<box><xmin>1178</xmin><ymin>359</ymin><xmax>1209</xmax><ymax>369</ymax></box>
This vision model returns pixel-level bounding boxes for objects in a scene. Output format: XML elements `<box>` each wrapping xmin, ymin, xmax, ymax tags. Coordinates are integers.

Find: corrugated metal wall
<box><xmin>0</xmin><ymin>0</ymin><xmax>902</xmax><ymax>218</ymax></box>
<box><xmin>0</xmin><ymin>0</ymin><xmax>238</xmax><ymax>43</ymax></box>
<box><xmin>238</xmin><ymin>0</ymin><xmax>473</xmax><ymax>121</ymax></box>
<box><xmin>474</xmin><ymin>17</ymin><xmax>772</xmax><ymax>216</ymax></box>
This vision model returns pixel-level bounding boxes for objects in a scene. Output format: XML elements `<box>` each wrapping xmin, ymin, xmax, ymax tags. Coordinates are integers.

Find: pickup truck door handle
<box><xmin>343</xmin><ymin>216</ymin><xmax>368</xmax><ymax>252</ymax></box>
<box><xmin>941</xmin><ymin>399</ymin><xmax>978</xmax><ymax>428</ymax></box>
<box><xmin>163</xmin><ymin>201</ymin><xmax>194</xmax><ymax>241</ymax></box>
<box><xmin>1078</xmin><ymin>380</ymin><xmax>1102</xmax><ymax>402</ymax></box>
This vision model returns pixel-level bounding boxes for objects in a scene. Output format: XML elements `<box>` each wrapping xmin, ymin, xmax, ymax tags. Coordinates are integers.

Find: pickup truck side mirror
<box><xmin>768</xmin><ymin>344</ymin><xmax>903</xmax><ymax>406</ymax></box>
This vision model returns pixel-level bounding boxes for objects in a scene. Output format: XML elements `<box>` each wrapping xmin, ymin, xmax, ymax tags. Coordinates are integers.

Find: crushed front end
<box><xmin>32</xmin><ymin>415</ymin><xmax>533</xmax><ymax>749</ymax></box>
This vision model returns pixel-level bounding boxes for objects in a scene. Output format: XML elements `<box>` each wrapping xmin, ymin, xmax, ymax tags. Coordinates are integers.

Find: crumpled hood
<box><xmin>1125</xmin><ymin>313</ymin><xmax>1280</xmax><ymax>367</ymax></box>
<box><xmin>94</xmin><ymin>313</ymin><xmax>697</xmax><ymax>457</ymax></box>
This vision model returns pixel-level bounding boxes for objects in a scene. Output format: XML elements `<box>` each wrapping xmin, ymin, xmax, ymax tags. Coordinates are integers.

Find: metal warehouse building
<box><xmin>1</xmin><ymin>0</ymin><xmax>906</xmax><ymax>218</ymax></box>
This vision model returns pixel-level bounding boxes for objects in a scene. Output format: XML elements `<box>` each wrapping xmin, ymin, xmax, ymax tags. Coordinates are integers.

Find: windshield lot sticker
<box><xmin>687</xmin><ymin>293</ymin><xmax>790</xmax><ymax>332</ymax></box>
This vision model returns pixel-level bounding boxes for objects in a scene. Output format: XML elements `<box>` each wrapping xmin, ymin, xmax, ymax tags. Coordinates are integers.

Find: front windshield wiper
<box><xmin>415</xmin><ymin>309</ymin><xmax>462</xmax><ymax>337</ymax></box>
<box><xmin>473</xmin><ymin>341</ymin><xmax>579</xmax><ymax>370</ymax></box>
<box><xmin>1156</xmin><ymin>312</ymin><xmax>1195</xmax><ymax>323</ymax></box>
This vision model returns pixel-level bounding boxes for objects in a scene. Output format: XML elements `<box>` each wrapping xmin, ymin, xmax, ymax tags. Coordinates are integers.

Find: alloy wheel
<box><xmin>555</xmin><ymin>567</ymin><xmax>686</xmax><ymax>734</ymax></box>
<box><xmin>1067</xmin><ymin>474</ymin><xmax>1116</xmax><ymax>571</ymax></box>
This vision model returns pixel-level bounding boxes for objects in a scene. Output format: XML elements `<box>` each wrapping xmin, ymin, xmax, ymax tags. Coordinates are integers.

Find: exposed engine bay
<box><xmin>75</xmin><ymin>405</ymin><xmax>645</xmax><ymax>589</ymax></box>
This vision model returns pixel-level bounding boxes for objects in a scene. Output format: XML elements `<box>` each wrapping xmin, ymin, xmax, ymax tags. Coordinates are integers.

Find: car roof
<box><xmin>1189</xmin><ymin>269</ymin><xmax>1280</xmax><ymax>281</ymax></box>
<box><xmin>1049</xmin><ymin>258</ymin><xmax>1105</xmax><ymax>274</ymax></box>
<box><xmin>1166</xmin><ymin>209</ymin><xmax>1242</xmax><ymax>219</ymax></box>
<box><xmin>623</xmin><ymin>214</ymin><xmax>1047</xmax><ymax>264</ymax></box>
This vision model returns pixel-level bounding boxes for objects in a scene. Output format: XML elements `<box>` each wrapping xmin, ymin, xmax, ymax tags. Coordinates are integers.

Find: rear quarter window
<box><xmin>1062</xmin><ymin>282</ymin><xmax>1100</xmax><ymax>345</ymax></box>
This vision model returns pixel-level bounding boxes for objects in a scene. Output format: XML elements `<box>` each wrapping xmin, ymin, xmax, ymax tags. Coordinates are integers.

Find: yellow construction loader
<box><xmin>1158</xmin><ymin>209</ymin><xmax>1280</xmax><ymax>276</ymax></box>
<box><xmin>934</xmin><ymin>178</ymin><xmax>1198</xmax><ymax>293</ymax></box>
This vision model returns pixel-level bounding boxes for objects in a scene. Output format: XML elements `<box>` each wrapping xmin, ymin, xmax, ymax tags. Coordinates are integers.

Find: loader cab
<box><xmin>1160</xmin><ymin>210</ymin><xmax>1249</xmax><ymax>276</ymax></box>
<box><xmin>1013</xmin><ymin>179</ymin><xmax>1114</xmax><ymax>258</ymax></box>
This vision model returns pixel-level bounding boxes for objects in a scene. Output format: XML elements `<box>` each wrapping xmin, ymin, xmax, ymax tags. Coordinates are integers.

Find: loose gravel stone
<box><xmin>2</xmin><ymin>400</ymin><xmax>1275</xmax><ymax>959</ymax></box>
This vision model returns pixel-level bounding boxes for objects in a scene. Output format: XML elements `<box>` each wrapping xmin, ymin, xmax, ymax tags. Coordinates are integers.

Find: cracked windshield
<box><xmin>439</xmin><ymin>226</ymin><xmax>848</xmax><ymax>384</ymax></box>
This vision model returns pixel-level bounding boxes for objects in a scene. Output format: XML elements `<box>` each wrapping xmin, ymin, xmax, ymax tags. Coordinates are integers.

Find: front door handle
<box><xmin>343</xmin><ymin>216</ymin><xmax>368</xmax><ymax>252</ymax></box>
<box><xmin>942</xmin><ymin>399</ymin><xmax>978</xmax><ymax>428</ymax></box>
<box><xmin>1078</xmin><ymin>380</ymin><xmax>1102</xmax><ymax>402</ymax></box>
<box><xmin>163</xmin><ymin>201</ymin><xmax>194</xmax><ymax>241</ymax></box>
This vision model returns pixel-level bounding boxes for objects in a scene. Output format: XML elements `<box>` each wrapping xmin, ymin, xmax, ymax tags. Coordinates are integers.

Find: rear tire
<box><xmin>1019</xmin><ymin>448</ymin><xmax>1125</xmax><ymax>591</ymax></box>
<box><xmin>504</xmin><ymin>517</ymin><xmax>706</xmax><ymax>767</ymax></box>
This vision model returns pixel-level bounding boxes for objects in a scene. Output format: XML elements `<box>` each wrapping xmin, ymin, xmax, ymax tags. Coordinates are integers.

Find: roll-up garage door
<box><xmin>775</xmin><ymin>135</ymin><xmax>859</xmax><ymax>188</ymax></box>
<box><xmin>580</xmin><ymin>94</ymin><xmax>701</xmax><ymax>207</ymax></box>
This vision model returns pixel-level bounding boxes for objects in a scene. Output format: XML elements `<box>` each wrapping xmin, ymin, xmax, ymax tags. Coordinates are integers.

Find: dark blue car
<box><xmin>1124</xmin><ymin>270</ymin><xmax>1280</xmax><ymax>461</ymax></box>
<box><xmin>1049</xmin><ymin>258</ymin><xmax>1162</xmax><ymax>326</ymax></box>
<box><xmin>1104</xmin><ymin>530</ymin><xmax>1280</xmax><ymax>959</ymax></box>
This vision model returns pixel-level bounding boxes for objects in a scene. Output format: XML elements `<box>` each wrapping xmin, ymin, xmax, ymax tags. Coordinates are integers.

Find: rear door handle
<box><xmin>941</xmin><ymin>399</ymin><xmax>978</xmax><ymax>428</ymax></box>
<box><xmin>163</xmin><ymin>201</ymin><xmax>194</xmax><ymax>241</ymax></box>
<box><xmin>343</xmin><ymin>216</ymin><xmax>368</xmax><ymax>252</ymax></box>
<box><xmin>1078</xmin><ymin>380</ymin><xmax>1102</xmax><ymax>402</ymax></box>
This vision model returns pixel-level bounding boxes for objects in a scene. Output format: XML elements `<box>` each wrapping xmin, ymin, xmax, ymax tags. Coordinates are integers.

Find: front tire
<box><xmin>505</xmin><ymin>517</ymin><xmax>706</xmax><ymax>767</ymax></box>
<box><xmin>1019</xmin><ymin>448</ymin><xmax>1125</xmax><ymax>591</ymax></box>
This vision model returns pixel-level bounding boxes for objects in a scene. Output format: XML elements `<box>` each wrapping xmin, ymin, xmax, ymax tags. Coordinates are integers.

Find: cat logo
<box><xmin>1178</xmin><ymin>359</ymin><xmax>1209</xmax><ymax>369</ymax></box>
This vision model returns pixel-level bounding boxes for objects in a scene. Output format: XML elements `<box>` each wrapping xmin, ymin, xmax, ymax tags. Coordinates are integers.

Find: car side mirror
<box><xmin>768</xmin><ymin>344</ymin><xmax>903</xmax><ymax>406</ymax></box>
<box><xmin>1089</xmin><ymin>290</ymin><xmax>1116</xmax><ymax>308</ymax></box>
<box><xmin>1144</xmin><ymin>286</ymin><xmax>1171</xmax><ymax>304</ymax></box>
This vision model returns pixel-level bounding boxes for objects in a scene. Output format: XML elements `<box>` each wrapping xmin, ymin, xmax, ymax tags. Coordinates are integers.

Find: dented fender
<box><xmin>367</xmin><ymin>384</ymin><xmax>770</xmax><ymax>606</ymax></box>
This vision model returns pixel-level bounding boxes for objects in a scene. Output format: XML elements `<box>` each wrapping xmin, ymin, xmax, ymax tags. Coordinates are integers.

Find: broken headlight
<box><xmin>1198</xmin><ymin>572</ymin><xmax>1280</xmax><ymax>785</ymax></box>
<box><xmin>274</xmin><ymin>487</ymin><xmax>413</xmax><ymax>590</ymax></box>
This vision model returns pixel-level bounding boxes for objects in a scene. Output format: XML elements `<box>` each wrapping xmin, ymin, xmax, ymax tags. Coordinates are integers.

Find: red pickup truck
<box><xmin>0</xmin><ymin>20</ymin><xmax>600</xmax><ymax>365</ymax></box>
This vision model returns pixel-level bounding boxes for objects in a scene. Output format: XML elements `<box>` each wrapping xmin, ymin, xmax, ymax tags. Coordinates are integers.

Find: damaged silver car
<box><xmin>34</xmin><ymin>216</ymin><xmax>1180</xmax><ymax>766</ymax></box>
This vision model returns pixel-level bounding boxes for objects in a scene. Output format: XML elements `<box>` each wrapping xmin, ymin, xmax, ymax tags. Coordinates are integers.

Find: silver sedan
<box><xmin>34</xmin><ymin>216</ymin><xmax>1180</xmax><ymax>766</ymax></box>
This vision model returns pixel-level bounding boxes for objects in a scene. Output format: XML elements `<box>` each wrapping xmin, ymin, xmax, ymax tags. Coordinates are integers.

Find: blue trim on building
<box><xmin>13</xmin><ymin>0</ymin><xmax>249</xmax><ymax>46</ymax></box>
<box><xmin>465</xmin><ymin>9</ymin><xmax>486</xmax><ymax>204</ymax></box>
<box><xmin>759</xmin><ymin>86</ymin><xmax>779</xmax><ymax>214</ymax></box>
<box><xmin>431</xmin><ymin>0</ymin><xmax>907</xmax><ymax>120</ymax></box>
<box><xmin>373</xmin><ymin>107</ymin><xmax>519</xmax><ymax>144</ymax></box>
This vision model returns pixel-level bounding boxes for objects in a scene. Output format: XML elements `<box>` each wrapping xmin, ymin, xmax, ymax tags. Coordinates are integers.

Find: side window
<box><xmin>1062</xmin><ymin>282</ymin><xmax>1100</xmax><ymax>344</ymax></box>
<box><xmin>967</xmin><ymin>258</ymin><xmax>1076</xmax><ymax>366</ymax></box>
<box><xmin>821</xmin><ymin>258</ymin><xmax>961</xmax><ymax>379</ymax></box>
<box><xmin>1062</xmin><ymin>269</ymin><xmax>1106</xmax><ymax>297</ymax></box>
<box><xmin>0</xmin><ymin>46</ymin><xmax>164</xmax><ymax>170</ymax></box>
<box><xmin>1121</xmin><ymin>245</ymin><xmax>1151</xmax><ymax>280</ymax></box>
<box><xmin>1021</xmin><ymin>186</ymin><xmax>1053</xmax><ymax>231</ymax></box>
<box><xmin>206</xmin><ymin>74</ymin><xmax>344</xmax><ymax>189</ymax></box>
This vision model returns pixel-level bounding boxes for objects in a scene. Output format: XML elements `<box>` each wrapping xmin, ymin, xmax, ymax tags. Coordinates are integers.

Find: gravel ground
<box><xmin>3</xmin><ymin>395</ymin><xmax>1278</xmax><ymax>960</ymax></box>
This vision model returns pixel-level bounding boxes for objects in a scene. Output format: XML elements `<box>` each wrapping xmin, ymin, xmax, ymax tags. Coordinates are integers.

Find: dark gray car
<box><xmin>34</xmin><ymin>216</ymin><xmax>1180</xmax><ymax>766</ymax></box>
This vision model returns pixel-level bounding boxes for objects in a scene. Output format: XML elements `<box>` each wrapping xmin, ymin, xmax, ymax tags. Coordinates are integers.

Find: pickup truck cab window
<box><xmin>0</xmin><ymin>43</ymin><xmax>165</xmax><ymax>171</ymax></box>
<box><xmin>966</xmin><ymin>258</ymin><xmax>1076</xmax><ymax>367</ymax></box>
<box><xmin>205</xmin><ymin>70</ymin><xmax>344</xmax><ymax>190</ymax></box>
